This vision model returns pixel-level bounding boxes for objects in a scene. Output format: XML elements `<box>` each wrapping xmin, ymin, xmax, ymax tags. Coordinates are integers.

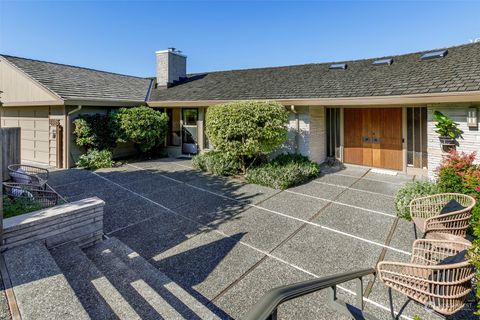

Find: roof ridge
<box><xmin>0</xmin><ymin>54</ymin><xmax>150</xmax><ymax>80</ymax></box>
<box><xmin>186</xmin><ymin>41</ymin><xmax>480</xmax><ymax>76</ymax></box>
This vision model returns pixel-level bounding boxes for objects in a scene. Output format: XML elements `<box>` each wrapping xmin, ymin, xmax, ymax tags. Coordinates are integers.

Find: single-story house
<box><xmin>1</xmin><ymin>42</ymin><xmax>480</xmax><ymax>177</ymax></box>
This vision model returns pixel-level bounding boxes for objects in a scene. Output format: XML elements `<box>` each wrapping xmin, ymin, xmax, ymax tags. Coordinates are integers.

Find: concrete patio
<box><xmin>46</xmin><ymin>159</ymin><xmax>475</xmax><ymax>320</ymax></box>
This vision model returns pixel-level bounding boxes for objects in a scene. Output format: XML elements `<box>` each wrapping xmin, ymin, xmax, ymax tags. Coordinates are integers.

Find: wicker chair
<box><xmin>8</xmin><ymin>164</ymin><xmax>49</xmax><ymax>189</ymax></box>
<box><xmin>378</xmin><ymin>239</ymin><xmax>474</xmax><ymax>315</ymax></box>
<box><xmin>410</xmin><ymin>193</ymin><xmax>476</xmax><ymax>237</ymax></box>
<box><xmin>3</xmin><ymin>182</ymin><xmax>60</xmax><ymax>209</ymax></box>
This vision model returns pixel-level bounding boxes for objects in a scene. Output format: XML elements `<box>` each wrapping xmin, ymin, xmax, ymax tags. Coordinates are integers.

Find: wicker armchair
<box><xmin>378</xmin><ymin>239</ymin><xmax>474</xmax><ymax>315</ymax></box>
<box><xmin>410</xmin><ymin>193</ymin><xmax>476</xmax><ymax>237</ymax></box>
<box><xmin>3</xmin><ymin>183</ymin><xmax>61</xmax><ymax>209</ymax></box>
<box><xmin>8</xmin><ymin>164</ymin><xmax>49</xmax><ymax>189</ymax></box>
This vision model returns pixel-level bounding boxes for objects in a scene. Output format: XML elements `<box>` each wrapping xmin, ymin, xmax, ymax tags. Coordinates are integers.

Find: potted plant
<box><xmin>433</xmin><ymin>111</ymin><xmax>463</xmax><ymax>150</ymax></box>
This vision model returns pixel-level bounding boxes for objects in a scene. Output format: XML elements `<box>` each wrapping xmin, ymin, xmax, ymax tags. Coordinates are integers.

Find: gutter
<box><xmin>66</xmin><ymin>105</ymin><xmax>82</xmax><ymax>168</ymax></box>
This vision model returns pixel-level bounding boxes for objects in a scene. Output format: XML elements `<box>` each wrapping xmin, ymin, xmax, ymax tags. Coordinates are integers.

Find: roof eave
<box><xmin>147</xmin><ymin>90</ymin><xmax>480</xmax><ymax>107</ymax></box>
<box><xmin>2</xmin><ymin>100</ymin><xmax>65</xmax><ymax>107</ymax></box>
<box><xmin>64</xmin><ymin>97</ymin><xmax>146</xmax><ymax>107</ymax></box>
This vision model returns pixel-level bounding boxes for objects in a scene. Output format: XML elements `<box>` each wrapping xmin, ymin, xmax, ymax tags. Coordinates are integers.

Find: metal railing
<box><xmin>243</xmin><ymin>268</ymin><xmax>379</xmax><ymax>320</ymax></box>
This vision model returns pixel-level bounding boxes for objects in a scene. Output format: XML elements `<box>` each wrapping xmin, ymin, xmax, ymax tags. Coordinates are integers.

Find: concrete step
<box><xmin>85</xmin><ymin>237</ymin><xmax>218</xmax><ymax>320</ymax></box>
<box><xmin>2</xmin><ymin>241</ymin><xmax>89</xmax><ymax>320</ymax></box>
<box><xmin>49</xmin><ymin>242</ymin><xmax>139</xmax><ymax>320</ymax></box>
<box><xmin>105</xmin><ymin>237</ymin><xmax>221</xmax><ymax>320</ymax></box>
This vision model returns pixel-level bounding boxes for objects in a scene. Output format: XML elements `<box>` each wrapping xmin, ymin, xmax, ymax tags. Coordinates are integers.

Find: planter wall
<box><xmin>2</xmin><ymin>197</ymin><xmax>104</xmax><ymax>250</ymax></box>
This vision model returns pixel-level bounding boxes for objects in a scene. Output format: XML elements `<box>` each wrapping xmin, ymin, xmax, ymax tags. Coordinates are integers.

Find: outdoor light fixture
<box><xmin>467</xmin><ymin>107</ymin><xmax>478</xmax><ymax>127</ymax></box>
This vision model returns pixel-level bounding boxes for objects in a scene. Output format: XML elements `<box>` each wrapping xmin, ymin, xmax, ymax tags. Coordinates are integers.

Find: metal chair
<box><xmin>3</xmin><ymin>182</ymin><xmax>61</xmax><ymax>209</ymax></box>
<box><xmin>8</xmin><ymin>164</ymin><xmax>49</xmax><ymax>189</ymax></box>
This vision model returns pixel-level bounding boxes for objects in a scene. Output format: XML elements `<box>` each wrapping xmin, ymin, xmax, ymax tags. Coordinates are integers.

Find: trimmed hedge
<box><xmin>192</xmin><ymin>151</ymin><xmax>241</xmax><ymax>176</ymax></box>
<box><xmin>245</xmin><ymin>154</ymin><xmax>320</xmax><ymax>190</ymax></box>
<box><xmin>77</xmin><ymin>149</ymin><xmax>113</xmax><ymax>170</ymax></box>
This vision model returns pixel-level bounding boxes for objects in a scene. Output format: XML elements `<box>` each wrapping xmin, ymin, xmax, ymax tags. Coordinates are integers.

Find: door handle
<box><xmin>362</xmin><ymin>136</ymin><xmax>371</xmax><ymax>143</ymax></box>
<box><xmin>372</xmin><ymin>137</ymin><xmax>382</xmax><ymax>144</ymax></box>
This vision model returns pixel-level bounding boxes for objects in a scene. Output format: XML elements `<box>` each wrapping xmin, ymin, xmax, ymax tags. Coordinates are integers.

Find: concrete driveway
<box><xmin>48</xmin><ymin>159</ymin><xmax>473</xmax><ymax>320</ymax></box>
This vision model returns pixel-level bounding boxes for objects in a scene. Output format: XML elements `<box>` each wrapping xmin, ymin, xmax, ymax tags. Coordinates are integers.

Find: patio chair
<box><xmin>410</xmin><ymin>193</ymin><xmax>476</xmax><ymax>238</ymax></box>
<box><xmin>377</xmin><ymin>239</ymin><xmax>474</xmax><ymax>316</ymax></box>
<box><xmin>3</xmin><ymin>182</ymin><xmax>61</xmax><ymax>209</ymax></box>
<box><xmin>8</xmin><ymin>164</ymin><xmax>49</xmax><ymax>189</ymax></box>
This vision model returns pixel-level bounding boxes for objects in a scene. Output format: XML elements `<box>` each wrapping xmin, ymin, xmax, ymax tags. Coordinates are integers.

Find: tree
<box><xmin>111</xmin><ymin>106</ymin><xmax>168</xmax><ymax>153</ymax></box>
<box><xmin>206</xmin><ymin>100</ymin><xmax>288</xmax><ymax>172</ymax></box>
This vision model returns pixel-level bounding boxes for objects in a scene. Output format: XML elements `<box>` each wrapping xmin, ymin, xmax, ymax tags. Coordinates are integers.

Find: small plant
<box><xmin>192</xmin><ymin>151</ymin><xmax>241</xmax><ymax>176</ymax></box>
<box><xmin>111</xmin><ymin>106</ymin><xmax>168</xmax><ymax>153</ymax></box>
<box><xmin>3</xmin><ymin>195</ymin><xmax>43</xmax><ymax>218</ymax></box>
<box><xmin>245</xmin><ymin>154</ymin><xmax>320</xmax><ymax>190</ymax></box>
<box><xmin>77</xmin><ymin>149</ymin><xmax>113</xmax><ymax>170</ymax></box>
<box><xmin>433</xmin><ymin>110</ymin><xmax>463</xmax><ymax>143</ymax></box>
<box><xmin>395</xmin><ymin>180</ymin><xmax>441</xmax><ymax>220</ymax></box>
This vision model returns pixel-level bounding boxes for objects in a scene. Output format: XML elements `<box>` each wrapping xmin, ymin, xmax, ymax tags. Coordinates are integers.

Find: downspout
<box><xmin>290</xmin><ymin>105</ymin><xmax>299</xmax><ymax>154</ymax></box>
<box><xmin>66</xmin><ymin>105</ymin><xmax>82</xmax><ymax>168</ymax></box>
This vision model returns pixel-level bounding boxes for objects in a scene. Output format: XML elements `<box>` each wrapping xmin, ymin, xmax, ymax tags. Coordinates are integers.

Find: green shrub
<box><xmin>395</xmin><ymin>181</ymin><xmax>441</xmax><ymax>220</ymax></box>
<box><xmin>73</xmin><ymin>114</ymin><xmax>116</xmax><ymax>150</ymax></box>
<box><xmin>3</xmin><ymin>195</ymin><xmax>43</xmax><ymax>218</ymax></box>
<box><xmin>111</xmin><ymin>106</ymin><xmax>168</xmax><ymax>153</ymax></box>
<box><xmin>206</xmin><ymin>100</ymin><xmax>288</xmax><ymax>173</ymax></box>
<box><xmin>77</xmin><ymin>149</ymin><xmax>113</xmax><ymax>170</ymax></box>
<box><xmin>192</xmin><ymin>151</ymin><xmax>241</xmax><ymax>176</ymax></box>
<box><xmin>245</xmin><ymin>154</ymin><xmax>320</xmax><ymax>190</ymax></box>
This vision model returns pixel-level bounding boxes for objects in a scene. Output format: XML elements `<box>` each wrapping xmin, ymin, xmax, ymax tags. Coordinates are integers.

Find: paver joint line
<box><xmin>95</xmin><ymin>161</ymin><xmax>415</xmax><ymax>318</ymax></box>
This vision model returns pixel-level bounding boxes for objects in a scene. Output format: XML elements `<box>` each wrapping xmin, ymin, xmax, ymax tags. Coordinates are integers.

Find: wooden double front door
<box><xmin>343</xmin><ymin>108</ymin><xmax>403</xmax><ymax>170</ymax></box>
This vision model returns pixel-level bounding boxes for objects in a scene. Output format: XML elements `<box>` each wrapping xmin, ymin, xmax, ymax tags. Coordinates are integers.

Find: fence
<box><xmin>1</xmin><ymin>127</ymin><xmax>21</xmax><ymax>182</ymax></box>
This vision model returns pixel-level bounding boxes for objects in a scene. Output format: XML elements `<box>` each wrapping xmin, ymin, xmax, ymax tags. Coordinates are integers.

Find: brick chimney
<box><xmin>155</xmin><ymin>48</ymin><xmax>187</xmax><ymax>87</ymax></box>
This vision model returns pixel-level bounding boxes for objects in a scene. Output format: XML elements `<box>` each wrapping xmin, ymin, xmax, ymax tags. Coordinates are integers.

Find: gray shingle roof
<box><xmin>149</xmin><ymin>42</ymin><xmax>480</xmax><ymax>102</ymax></box>
<box><xmin>1</xmin><ymin>55</ymin><xmax>152</xmax><ymax>102</ymax></box>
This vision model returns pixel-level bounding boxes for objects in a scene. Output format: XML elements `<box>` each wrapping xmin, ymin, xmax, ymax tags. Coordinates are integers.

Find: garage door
<box><xmin>2</xmin><ymin>107</ymin><xmax>50</xmax><ymax>165</ymax></box>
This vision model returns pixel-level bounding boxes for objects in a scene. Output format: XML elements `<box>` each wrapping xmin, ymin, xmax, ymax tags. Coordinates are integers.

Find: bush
<box><xmin>245</xmin><ymin>154</ymin><xmax>320</xmax><ymax>190</ymax></box>
<box><xmin>206</xmin><ymin>100</ymin><xmax>288</xmax><ymax>172</ymax></box>
<box><xmin>77</xmin><ymin>149</ymin><xmax>113</xmax><ymax>170</ymax></box>
<box><xmin>192</xmin><ymin>151</ymin><xmax>241</xmax><ymax>176</ymax></box>
<box><xmin>3</xmin><ymin>195</ymin><xmax>43</xmax><ymax>218</ymax></box>
<box><xmin>436</xmin><ymin>150</ymin><xmax>480</xmax><ymax>228</ymax></box>
<box><xmin>73</xmin><ymin>114</ymin><xmax>116</xmax><ymax>150</ymax></box>
<box><xmin>394</xmin><ymin>181</ymin><xmax>441</xmax><ymax>220</ymax></box>
<box><xmin>111</xmin><ymin>106</ymin><xmax>168</xmax><ymax>153</ymax></box>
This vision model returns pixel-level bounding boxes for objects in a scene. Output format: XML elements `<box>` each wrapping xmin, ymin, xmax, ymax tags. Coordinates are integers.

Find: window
<box><xmin>420</xmin><ymin>50</ymin><xmax>448</xmax><ymax>60</ymax></box>
<box><xmin>407</xmin><ymin>107</ymin><xmax>428</xmax><ymax>169</ymax></box>
<box><xmin>372</xmin><ymin>58</ymin><xmax>393</xmax><ymax>66</ymax></box>
<box><xmin>329</xmin><ymin>63</ymin><xmax>347</xmax><ymax>70</ymax></box>
<box><xmin>326</xmin><ymin>108</ymin><xmax>341</xmax><ymax>159</ymax></box>
<box><xmin>182</xmin><ymin>109</ymin><xmax>198</xmax><ymax>125</ymax></box>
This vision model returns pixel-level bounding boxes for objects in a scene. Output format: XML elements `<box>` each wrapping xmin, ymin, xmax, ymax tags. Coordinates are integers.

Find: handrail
<box><xmin>243</xmin><ymin>268</ymin><xmax>376</xmax><ymax>320</ymax></box>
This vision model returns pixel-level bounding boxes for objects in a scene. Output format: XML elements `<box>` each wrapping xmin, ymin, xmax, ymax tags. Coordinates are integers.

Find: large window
<box><xmin>326</xmin><ymin>108</ymin><xmax>341</xmax><ymax>159</ymax></box>
<box><xmin>406</xmin><ymin>107</ymin><xmax>428</xmax><ymax>169</ymax></box>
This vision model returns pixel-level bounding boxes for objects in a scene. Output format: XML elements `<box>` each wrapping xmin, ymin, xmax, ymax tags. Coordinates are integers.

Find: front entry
<box><xmin>343</xmin><ymin>108</ymin><xmax>403</xmax><ymax>170</ymax></box>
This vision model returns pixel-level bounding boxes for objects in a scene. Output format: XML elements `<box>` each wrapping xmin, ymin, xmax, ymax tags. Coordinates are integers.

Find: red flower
<box><xmin>476</xmin><ymin>186</ymin><xmax>480</xmax><ymax>192</ymax></box>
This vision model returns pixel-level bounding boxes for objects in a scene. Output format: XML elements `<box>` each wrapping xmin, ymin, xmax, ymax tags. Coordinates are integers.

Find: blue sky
<box><xmin>1</xmin><ymin>1</ymin><xmax>479</xmax><ymax>77</ymax></box>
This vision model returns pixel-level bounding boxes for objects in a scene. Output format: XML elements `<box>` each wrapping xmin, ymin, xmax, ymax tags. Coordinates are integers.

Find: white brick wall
<box><xmin>274</xmin><ymin>106</ymin><xmax>310</xmax><ymax>157</ymax></box>
<box><xmin>309</xmin><ymin>106</ymin><xmax>326</xmax><ymax>164</ymax></box>
<box><xmin>427</xmin><ymin>104</ymin><xmax>480</xmax><ymax>177</ymax></box>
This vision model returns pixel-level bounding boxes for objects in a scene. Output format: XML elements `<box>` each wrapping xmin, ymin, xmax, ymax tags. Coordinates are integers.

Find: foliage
<box><xmin>73</xmin><ymin>114</ymin><xmax>116</xmax><ymax>150</ymax></box>
<box><xmin>395</xmin><ymin>181</ymin><xmax>441</xmax><ymax>220</ymax></box>
<box><xmin>76</xmin><ymin>149</ymin><xmax>113</xmax><ymax>170</ymax></box>
<box><xmin>206</xmin><ymin>100</ymin><xmax>289</xmax><ymax>172</ymax></box>
<box><xmin>436</xmin><ymin>150</ymin><xmax>480</xmax><ymax>228</ymax></box>
<box><xmin>192</xmin><ymin>151</ymin><xmax>241</xmax><ymax>176</ymax></box>
<box><xmin>433</xmin><ymin>110</ymin><xmax>463</xmax><ymax>139</ymax></box>
<box><xmin>3</xmin><ymin>195</ymin><xmax>43</xmax><ymax>218</ymax></box>
<box><xmin>245</xmin><ymin>154</ymin><xmax>320</xmax><ymax>190</ymax></box>
<box><xmin>469</xmin><ymin>231</ymin><xmax>480</xmax><ymax>316</ymax></box>
<box><xmin>110</xmin><ymin>106</ymin><xmax>168</xmax><ymax>153</ymax></box>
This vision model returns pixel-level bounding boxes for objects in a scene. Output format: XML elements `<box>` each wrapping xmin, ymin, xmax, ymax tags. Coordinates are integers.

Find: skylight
<box><xmin>420</xmin><ymin>50</ymin><xmax>448</xmax><ymax>60</ymax></box>
<box><xmin>372</xmin><ymin>58</ymin><xmax>393</xmax><ymax>66</ymax></box>
<box><xmin>329</xmin><ymin>63</ymin><xmax>347</xmax><ymax>70</ymax></box>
